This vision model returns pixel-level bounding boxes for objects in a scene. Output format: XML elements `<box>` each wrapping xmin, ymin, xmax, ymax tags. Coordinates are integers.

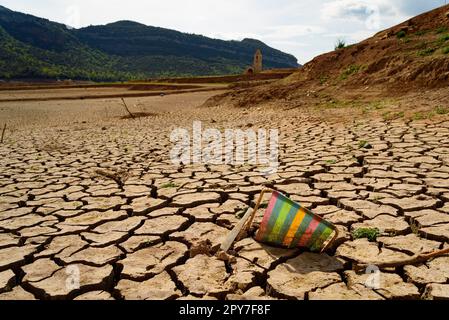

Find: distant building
<box><xmin>244</xmin><ymin>49</ymin><xmax>263</xmax><ymax>75</ymax></box>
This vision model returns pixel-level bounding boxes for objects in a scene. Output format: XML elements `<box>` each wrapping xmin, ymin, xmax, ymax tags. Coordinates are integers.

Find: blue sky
<box><xmin>0</xmin><ymin>0</ymin><xmax>446</xmax><ymax>64</ymax></box>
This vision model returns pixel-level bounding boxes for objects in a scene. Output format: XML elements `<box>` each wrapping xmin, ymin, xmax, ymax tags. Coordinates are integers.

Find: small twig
<box><xmin>94</xmin><ymin>169</ymin><xmax>129</xmax><ymax>188</ymax></box>
<box><xmin>121</xmin><ymin>98</ymin><xmax>135</xmax><ymax>119</ymax></box>
<box><xmin>0</xmin><ymin>123</ymin><xmax>6</xmax><ymax>143</ymax></box>
<box><xmin>356</xmin><ymin>247</ymin><xmax>449</xmax><ymax>271</ymax></box>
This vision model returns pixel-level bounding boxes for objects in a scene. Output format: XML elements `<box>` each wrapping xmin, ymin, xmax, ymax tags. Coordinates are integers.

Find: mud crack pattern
<box><xmin>1</xmin><ymin>92</ymin><xmax>449</xmax><ymax>300</ymax></box>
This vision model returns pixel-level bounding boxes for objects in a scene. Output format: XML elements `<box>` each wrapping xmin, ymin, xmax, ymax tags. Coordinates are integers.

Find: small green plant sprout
<box><xmin>402</xmin><ymin>36</ymin><xmax>411</xmax><ymax>43</ymax></box>
<box><xmin>438</xmin><ymin>34</ymin><xmax>449</xmax><ymax>43</ymax></box>
<box><xmin>358</xmin><ymin>140</ymin><xmax>373</xmax><ymax>149</ymax></box>
<box><xmin>352</xmin><ymin>228</ymin><xmax>380</xmax><ymax>242</ymax></box>
<box><xmin>436</xmin><ymin>27</ymin><xmax>448</xmax><ymax>34</ymax></box>
<box><xmin>415</xmin><ymin>29</ymin><xmax>428</xmax><ymax>36</ymax></box>
<box><xmin>325</xmin><ymin>159</ymin><xmax>337</xmax><ymax>165</ymax></box>
<box><xmin>443</xmin><ymin>46</ymin><xmax>449</xmax><ymax>54</ymax></box>
<box><xmin>413</xmin><ymin>112</ymin><xmax>426</xmax><ymax>120</ymax></box>
<box><xmin>383</xmin><ymin>111</ymin><xmax>405</xmax><ymax>121</ymax></box>
<box><xmin>335</xmin><ymin>39</ymin><xmax>346</xmax><ymax>50</ymax></box>
<box><xmin>160</xmin><ymin>182</ymin><xmax>178</xmax><ymax>189</ymax></box>
<box><xmin>413</xmin><ymin>111</ymin><xmax>434</xmax><ymax>120</ymax></box>
<box><xmin>411</xmin><ymin>223</ymin><xmax>420</xmax><ymax>236</ymax></box>
<box><xmin>418</xmin><ymin>47</ymin><xmax>436</xmax><ymax>56</ymax></box>
<box><xmin>340</xmin><ymin>65</ymin><xmax>361</xmax><ymax>80</ymax></box>
<box><xmin>436</xmin><ymin>34</ymin><xmax>449</xmax><ymax>47</ymax></box>
<box><xmin>435</xmin><ymin>106</ymin><xmax>449</xmax><ymax>115</ymax></box>
<box><xmin>396</xmin><ymin>30</ymin><xmax>407</xmax><ymax>39</ymax></box>
<box><xmin>319</xmin><ymin>75</ymin><xmax>329</xmax><ymax>85</ymax></box>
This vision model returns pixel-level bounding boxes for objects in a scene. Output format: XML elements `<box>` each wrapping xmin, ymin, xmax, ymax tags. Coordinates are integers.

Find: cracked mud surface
<box><xmin>1</xmin><ymin>91</ymin><xmax>449</xmax><ymax>300</ymax></box>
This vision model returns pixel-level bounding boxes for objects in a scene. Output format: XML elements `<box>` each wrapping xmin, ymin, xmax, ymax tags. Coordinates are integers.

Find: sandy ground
<box><xmin>0</xmin><ymin>88</ymin><xmax>449</xmax><ymax>300</ymax></box>
<box><xmin>0</xmin><ymin>87</ymin><xmax>148</xmax><ymax>100</ymax></box>
<box><xmin>0</xmin><ymin>91</ymin><xmax>224</xmax><ymax>128</ymax></box>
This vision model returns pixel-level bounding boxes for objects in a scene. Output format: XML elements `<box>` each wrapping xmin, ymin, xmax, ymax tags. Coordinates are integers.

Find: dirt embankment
<box><xmin>206</xmin><ymin>5</ymin><xmax>449</xmax><ymax>109</ymax></box>
<box><xmin>149</xmin><ymin>70</ymin><xmax>297</xmax><ymax>84</ymax></box>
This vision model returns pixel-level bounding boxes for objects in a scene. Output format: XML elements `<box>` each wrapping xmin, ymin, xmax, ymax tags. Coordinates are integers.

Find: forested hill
<box><xmin>0</xmin><ymin>5</ymin><xmax>299</xmax><ymax>81</ymax></box>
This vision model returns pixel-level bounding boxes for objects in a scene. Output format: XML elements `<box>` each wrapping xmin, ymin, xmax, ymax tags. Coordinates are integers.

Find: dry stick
<box><xmin>220</xmin><ymin>207</ymin><xmax>253</xmax><ymax>252</ymax></box>
<box><xmin>356</xmin><ymin>247</ymin><xmax>449</xmax><ymax>271</ymax></box>
<box><xmin>94</xmin><ymin>169</ymin><xmax>129</xmax><ymax>188</ymax></box>
<box><xmin>0</xmin><ymin>123</ymin><xmax>6</xmax><ymax>143</ymax></box>
<box><xmin>243</xmin><ymin>188</ymin><xmax>270</xmax><ymax>233</ymax></box>
<box><xmin>121</xmin><ymin>98</ymin><xmax>135</xmax><ymax>119</ymax></box>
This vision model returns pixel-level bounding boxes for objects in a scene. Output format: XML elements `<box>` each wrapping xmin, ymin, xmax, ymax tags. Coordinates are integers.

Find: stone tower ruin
<box><xmin>244</xmin><ymin>49</ymin><xmax>263</xmax><ymax>75</ymax></box>
<box><xmin>253</xmin><ymin>49</ymin><xmax>263</xmax><ymax>73</ymax></box>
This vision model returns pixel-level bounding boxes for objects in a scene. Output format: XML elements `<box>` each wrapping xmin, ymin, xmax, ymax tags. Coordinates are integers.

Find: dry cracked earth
<box><xmin>1</xmin><ymin>90</ymin><xmax>449</xmax><ymax>300</ymax></box>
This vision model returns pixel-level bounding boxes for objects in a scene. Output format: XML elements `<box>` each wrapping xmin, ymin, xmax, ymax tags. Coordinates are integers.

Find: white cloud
<box><xmin>321</xmin><ymin>0</ymin><xmax>397</xmax><ymax>20</ymax></box>
<box><xmin>323</xmin><ymin>0</ymin><xmax>374</xmax><ymax>20</ymax></box>
<box><xmin>269</xmin><ymin>40</ymin><xmax>310</xmax><ymax>47</ymax></box>
<box><xmin>325</xmin><ymin>30</ymin><xmax>377</xmax><ymax>42</ymax></box>
<box><xmin>322</xmin><ymin>0</ymin><xmax>401</xmax><ymax>30</ymax></box>
<box><xmin>207</xmin><ymin>32</ymin><xmax>261</xmax><ymax>41</ymax></box>
<box><xmin>262</xmin><ymin>25</ymin><xmax>326</xmax><ymax>40</ymax></box>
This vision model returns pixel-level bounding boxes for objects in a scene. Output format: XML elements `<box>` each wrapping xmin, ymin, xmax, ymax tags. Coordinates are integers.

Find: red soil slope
<box><xmin>208</xmin><ymin>5</ymin><xmax>449</xmax><ymax>108</ymax></box>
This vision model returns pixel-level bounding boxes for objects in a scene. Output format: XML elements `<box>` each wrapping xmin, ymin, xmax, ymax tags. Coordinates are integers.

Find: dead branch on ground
<box><xmin>0</xmin><ymin>123</ymin><xmax>6</xmax><ymax>143</ymax></box>
<box><xmin>355</xmin><ymin>247</ymin><xmax>449</xmax><ymax>271</ymax></box>
<box><xmin>121</xmin><ymin>98</ymin><xmax>135</xmax><ymax>119</ymax></box>
<box><xmin>94</xmin><ymin>168</ymin><xmax>130</xmax><ymax>188</ymax></box>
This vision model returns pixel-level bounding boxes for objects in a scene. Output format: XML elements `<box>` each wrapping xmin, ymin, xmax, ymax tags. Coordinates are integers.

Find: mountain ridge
<box><xmin>0</xmin><ymin>5</ymin><xmax>299</xmax><ymax>81</ymax></box>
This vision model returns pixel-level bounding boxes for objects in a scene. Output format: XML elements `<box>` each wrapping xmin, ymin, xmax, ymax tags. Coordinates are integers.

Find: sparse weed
<box><xmin>436</xmin><ymin>27</ymin><xmax>448</xmax><ymax>34</ymax></box>
<box><xmin>413</xmin><ymin>112</ymin><xmax>426</xmax><ymax>120</ymax></box>
<box><xmin>415</xmin><ymin>29</ymin><xmax>428</xmax><ymax>36</ymax></box>
<box><xmin>402</xmin><ymin>36</ymin><xmax>411</xmax><ymax>43</ymax></box>
<box><xmin>319</xmin><ymin>75</ymin><xmax>329</xmax><ymax>85</ymax></box>
<box><xmin>411</xmin><ymin>224</ymin><xmax>420</xmax><ymax>235</ymax></box>
<box><xmin>358</xmin><ymin>140</ymin><xmax>372</xmax><ymax>149</ymax></box>
<box><xmin>160</xmin><ymin>182</ymin><xmax>178</xmax><ymax>189</ymax></box>
<box><xmin>396</xmin><ymin>30</ymin><xmax>407</xmax><ymax>39</ymax></box>
<box><xmin>335</xmin><ymin>39</ymin><xmax>346</xmax><ymax>50</ymax></box>
<box><xmin>383</xmin><ymin>111</ymin><xmax>405</xmax><ymax>121</ymax></box>
<box><xmin>340</xmin><ymin>65</ymin><xmax>362</xmax><ymax>80</ymax></box>
<box><xmin>352</xmin><ymin>228</ymin><xmax>380</xmax><ymax>242</ymax></box>
<box><xmin>439</xmin><ymin>34</ymin><xmax>449</xmax><ymax>42</ymax></box>
<box><xmin>418</xmin><ymin>47</ymin><xmax>436</xmax><ymax>56</ymax></box>
<box><xmin>364</xmin><ymin>100</ymin><xmax>389</xmax><ymax>112</ymax></box>
<box><xmin>435</xmin><ymin>106</ymin><xmax>449</xmax><ymax>115</ymax></box>
<box><xmin>413</xmin><ymin>111</ymin><xmax>434</xmax><ymax>120</ymax></box>
<box><xmin>437</xmin><ymin>34</ymin><xmax>449</xmax><ymax>48</ymax></box>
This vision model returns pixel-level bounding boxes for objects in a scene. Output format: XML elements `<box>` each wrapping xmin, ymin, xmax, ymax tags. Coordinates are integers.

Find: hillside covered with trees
<box><xmin>0</xmin><ymin>5</ymin><xmax>299</xmax><ymax>81</ymax></box>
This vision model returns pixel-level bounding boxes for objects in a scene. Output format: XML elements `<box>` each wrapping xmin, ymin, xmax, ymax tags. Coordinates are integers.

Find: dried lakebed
<box><xmin>0</xmin><ymin>91</ymin><xmax>449</xmax><ymax>300</ymax></box>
